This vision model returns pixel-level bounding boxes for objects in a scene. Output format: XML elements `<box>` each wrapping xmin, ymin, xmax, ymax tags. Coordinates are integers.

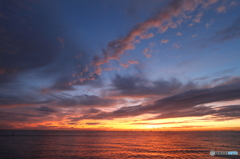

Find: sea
<box><xmin>0</xmin><ymin>131</ymin><xmax>239</xmax><ymax>159</ymax></box>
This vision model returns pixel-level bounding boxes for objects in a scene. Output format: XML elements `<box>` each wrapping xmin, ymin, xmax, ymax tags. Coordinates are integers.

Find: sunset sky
<box><xmin>0</xmin><ymin>0</ymin><xmax>240</xmax><ymax>131</ymax></box>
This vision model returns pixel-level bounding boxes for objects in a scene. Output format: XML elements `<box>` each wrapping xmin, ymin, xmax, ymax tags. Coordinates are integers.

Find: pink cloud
<box><xmin>217</xmin><ymin>6</ymin><xmax>226</xmax><ymax>13</ymax></box>
<box><xmin>205</xmin><ymin>19</ymin><xmax>214</xmax><ymax>29</ymax></box>
<box><xmin>192</xmin><ymin>34</ymin><xmax>198</xmax><ymax>38</ymax></box>
<box><xmin>173</xmin><ymin>43</ymin><xmax>180</xmax><ymax>48</ymax></box>
<box><xmin>230</xmin><ymin>2</ymin><xmax>239</xmax><ymax>6</ymax></box>
<box><xmin>202</xmin><ymin>0</ymin><xmax>218</xmax><ymax>8</ymax></box>
<box><xmin>92</xmin><ymin>0</ymin><xmax>219</xmax><ymax>75</ymax></box>
<box><xmin>143</xmin><ymin>48</ymin><xmax>152</xmax><ymax>58</ymax></box>
<box><xmin>161</xmin><ymin>39</ymin><xmax>169</xmax><ymax>43</ymax></box>
<box><xmin>188</xmin><ymin>23</ymin><xmax>194</xmax><ymax>27</ymax></box>
<box><xmin>128</xmin><ymin>60</ymin><xmax>139</xmax><ymax>64</ymax></box>
<box><xmin>192</xmin><ymin>12</ymin><xmax>203</xmax><ymax>23</ymax></box>
<box><xmin>176</xmin><ymin>32</ymin><xmax>182</xmax><ymax>36</ymax></box>
<box><xmin>104</xmin><ymin>68</ymin><xmax>113</xmax><ymax>71</ymax></box>
<box><xmin>139</xmin><ymin>33</ymin><xmax>154</xmax><ymax>39</ymax></box>
<box><xmin>120</xmin><ymin>63</ymin><xmax>130</xmax><ymax>67</ymax></box>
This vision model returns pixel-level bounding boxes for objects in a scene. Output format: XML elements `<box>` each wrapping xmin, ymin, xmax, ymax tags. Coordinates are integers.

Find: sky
<box><xmin>0</xmin><ymin>0</ymin><xmax>240</xmax><ymax>131</ymax></box>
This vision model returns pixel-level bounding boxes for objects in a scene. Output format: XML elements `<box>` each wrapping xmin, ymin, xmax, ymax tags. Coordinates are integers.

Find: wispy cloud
<box><xmin>161</xmin><ymin>39</ymin><xmax>169</xmax><ymax>43</ymax></box>
<box><xmin>128</xmin><ymin>60</ymin><xmax>139</xmax><ymax>64</ymax></box>
<box><xmin>192</xmin><ymin>12</ymin><xmax>203</xmax><ymax>23</ymax></box>
<box><xmin>212</xmin><ymin>17</ymin><xmax>240</xmax><ymax>42</ymax></box>
<box><xmin>92</xmin><ymin>0</ymin><xmax>218</xmax><ymax>74</ymax></box>
<box><xmin>217</xmin><ymin>6</ymin><xmax>226</xmax><ymax>13</ymax></box>
<box><xmin>192</xmin><ymin>34</ymin><xmax>198</xmax><ymax>38</ymax></box>
<box><xmin>143</xmin><ymin>48</ymin><xmax>152</xmax><ymax>58</ymax></box>
<box><xmin>120</xmin><ymin>63</ymin><xmax>130</xmax><ymax>68</ymax></box>
<box><xmin>173</xmin><ymin>43</ymin><xmax>180</xmax><ymax>48</ymax></box>
<box><xmin>70</xmin><ymin>78</ymin><xmax>240</xmax><ymax>121</ymax></box>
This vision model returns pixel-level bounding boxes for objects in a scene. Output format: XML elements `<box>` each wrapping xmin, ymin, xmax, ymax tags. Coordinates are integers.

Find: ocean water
<box><xmin>0</xmin><ymin>131</ymin><xmax>239</xmax><ymax>159</ymax></box>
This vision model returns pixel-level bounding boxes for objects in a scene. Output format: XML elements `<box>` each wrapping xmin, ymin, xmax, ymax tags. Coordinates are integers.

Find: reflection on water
<box><xmin>0</xmin><ymin>131</ymin><xmax>239</xmax><ymax>159</ymax></box>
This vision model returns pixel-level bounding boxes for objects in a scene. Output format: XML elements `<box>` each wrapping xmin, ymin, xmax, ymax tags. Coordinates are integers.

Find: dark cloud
<box><xmin>0</xmin><ymin>92</ymin><xmax>52</xmax><ymax>107</ymax></box>
<box><xmin>211</xmin><ymin>76</ymin><xmax>232</xmax><ymax>83</ymax></box>
<box><xmin>212</xmin><ymin>67</ymin><xmax>237</xmax><ymax>76</ymax></box>
<box><xmin>168</xmin><ymin>125</ymin><xmax>208</xmax><ymax>128</ymax></box>
<box><xmin>54</xmin><ymin>94</ymin><xmax>121</xmax><ymax>108</ymax></box>
<box><xmin>0</xmin><ymin>0</ymin><xmax>99</xmax><ymax>95</ymax></box>
<box><xmin>70</xmin><ymin>79</ymin><xmax>240</xmax><ymax>121</ymax></box>
<box><xmin>85</xmin><ymin>122</ymin><xmax>101</xmax><ymax>125</ymax></box>
<box><xmin>131</xmin><ymin>121</ymin><xmax>189</xmax><ymax>125</ymax></box>
<box><xmin>111</xmin><ymin>74</ymin><xmax>183</xmax><ymax>97</ymax></box>
<box><xmin>194</xmin><ymin>68</ymin><xmax>238</xmax><ymax>83</ymax></box>
<box><xmin>0</xmin><ymin>90</ymin><xmax>119</xmax><ymax>109</ymax></box>
<box><xmin>0</xmin><ymin>110</ymin><xmax>54</xmax><ymax>122</ymax></box>
<box><xmin>83</xmin><ymin>108</ymin><xmax>101</xmax><ymax>114</ymax></box>
<box><xmin>35</xmin><ymin>106</ymin><xmax>57</xmax><ymax>113</ymax></box>
<box><xmin>212</xmin><ymin>17</ymin><xmax>240</xmax><ymax>42</ymax></box>
<box><xmin>0</xmin><ymin>0</ymin><xmax>60</xmax><ymax>72</ymax></box>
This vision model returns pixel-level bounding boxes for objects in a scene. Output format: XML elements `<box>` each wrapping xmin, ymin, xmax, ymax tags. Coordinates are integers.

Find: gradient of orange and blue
<box><xmin>0</xmin><ymin>0</ymin><xmax>240</xmax><ymax>131</ymax></box>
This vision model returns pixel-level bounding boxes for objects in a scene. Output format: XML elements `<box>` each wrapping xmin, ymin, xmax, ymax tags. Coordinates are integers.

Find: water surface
<box><xmin>0</xmin><ymin>131</ymin><xmax>239</xmax><ymax>159</ymax></box>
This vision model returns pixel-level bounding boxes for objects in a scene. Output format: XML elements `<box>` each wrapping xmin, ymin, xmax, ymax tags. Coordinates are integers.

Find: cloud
<box><xmin>173</xmin><ymin>43</ymin><xmax>180</xmax><ymax>48</ymax></box>
<box><xmin>217</xmin><ymin>6</ymin><xmax>226</xmax><ymax>13</ymax></box>
<box><xmin>128</xmin><ymin>60</ymin><xmax>139</xmax><ymax>64</ymax></box>
<box><xmin>85</xmin><ymin>122</ymin><xmax>101</xmax><ymax>125</ymax></box>
<box><xmin>143</xmin><ymin>48</ymin><xmax>152</xmax><ymax>58</ymax></box>
<box><xmin>230</xmin><ymin>1</ymin><xmax>239</xmax><ymax>6</ymax></box>
<box><xmin>92</xmin><ymin>0</ymin><xmax>218</xmax><ymax>74</ymax></box>
<box><xmin>176</xmin><ymin>32</ymin><xmax>182</xmax><ymax>36</ymax></box>
<box><xmin>192</xmin><ymin>12</ymin><xmax>203</xmax><ymax>23</ymax></box>
<box><xmin>188</xmin><ymin>23</ymin><xmax>194</xmax><ymax>27</ymax></box>
<box><xmin>169</xmin><ymin>125</ymin><xmax>208</xmax><ymax>128</ymax></box>
<box><xmin>110</xmin><ymin>74</ymin><xmax>183</xmax><ymax>97</ymax></box>
<box><xmin>192</xmin><ymin>34</ymin><xmax>198</xmax><ymax>38</ymax></box>
<box><xmin>161</xmin><ymin>39</ymin><xmax>169</xmax><ymax>43</ymax></box>
<box><xmin>0</xmin><ymin>107</ymin><xmax>57</xmax><ymax>123</ymax></box>
<box><xmin>212</xmin><ymin>17</ymin><xmax>240</xmax><ymax>42</ymax></box>
<box><xmin>205</xmin><ymin>19</ymin><xmax>214</xmax><ymax>29</ymax></box>
<box><xmin>0</xmin><ymin>91</ymin><xmax>52</xmax><ymax>108</ymax></box>
<box><xmin>0</xmin><ymin>90</ymin><xmax>119</xmax><ymax>108</ymax></box>
<box><xmin>70</xmin><ymin>77</ymin><xmax>240</xmax><ymax>121</ymax></box>
<box><xmin>56</xmin><ymin>94</ymin><xmax>121</xmax><ymax>108</ymax></box>
<box><xmin>131</xmin><ymin>121</ymin><xmax>189</xmax><ymax>125</ymax></box>
<box><xmin>35</xmin><ymin>106</ymin><xmax>57</xmax><ymax>113</ymax></box>
<box><xmin>83</xmin><ymin>108</ymin><xmax>101</xmax><ymax>114</ymax></box>
<box><xmin>120</xmin><ymin>63</ymin><xmax>130</xmax><ymax>68</ymax></box>
<box><xmin>0</xmin><ymin>0</ymin><xmax>99</xmax><ymax>97</ymax></box>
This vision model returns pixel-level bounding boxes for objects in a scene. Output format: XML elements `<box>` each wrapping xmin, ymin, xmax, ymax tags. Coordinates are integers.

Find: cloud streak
<box><xmin>92</xmin><ymin>0</ymin><xmax>218</xmax><ymax>74</ymax></box>
<box><xmin>70</xmin><ymin>77</ymin><xmax>240</xmax><ymax>121</ymax></box>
